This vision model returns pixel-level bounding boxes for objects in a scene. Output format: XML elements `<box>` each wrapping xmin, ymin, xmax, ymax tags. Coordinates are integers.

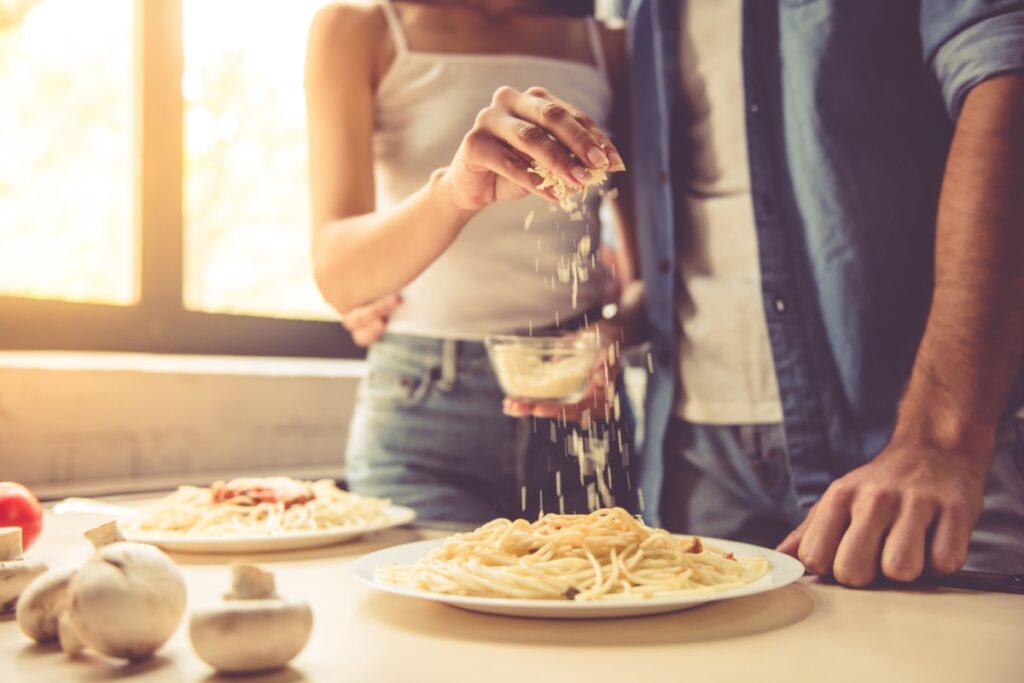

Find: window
<box><xmin>0</xmin><ymin>0</ymin><xmax>134</xmax><ymax>305</ymax></box>
<box><xmin>182</xmin><ymin>0</ymin><xmax>334</xmax><ymax>320</ymax></box>
<box><xmin>0</xmin><ymin>0</ymin><xmax>355</xmax><ymax>357</ymax></box>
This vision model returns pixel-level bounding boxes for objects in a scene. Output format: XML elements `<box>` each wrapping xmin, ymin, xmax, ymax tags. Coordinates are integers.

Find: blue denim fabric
<box><xmin>345</xmin><ymin>334</ymin><xmax>639</xmax><ymax>524</ymax></box>
<box><xmin>628</xmin><ymin>0</ymin><xmax>1024</xmax><ymax>519</ymax></box>
<box><xmin>661</xmin><ymin>417</ymin><xmax>1024</xmax><ymax>572</ymax></box>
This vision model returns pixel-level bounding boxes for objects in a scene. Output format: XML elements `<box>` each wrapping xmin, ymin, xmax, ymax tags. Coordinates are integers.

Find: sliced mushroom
<box><xmin>190</xmin><ymin>563</ymin><xmax>312</xmax><ymax>673</ymax></box>
<box><xmin>0</xmin><ymin>527</ymin><xmax>48</xmax><ymax>612</ymax></box>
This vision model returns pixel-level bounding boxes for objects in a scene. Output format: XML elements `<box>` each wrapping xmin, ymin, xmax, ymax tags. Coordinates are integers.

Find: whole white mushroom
<box><xmin>190</xmin><ymin>563</ymin><xmax>312</xmax><ymax>673</ymax></box>
<box><xmin>16</xmin><ymin>566</ymin><xmax>76</xmax><ymax>643</ymax></box>
<box><xmin>0</xmin><ymin>527</ymin><xmax>48</xmax><ymax>613</ymax></box>
<box><xmin>61</xmin><ymin>521</ymin><xmax>186</xmax><ymax>661</ymax></box>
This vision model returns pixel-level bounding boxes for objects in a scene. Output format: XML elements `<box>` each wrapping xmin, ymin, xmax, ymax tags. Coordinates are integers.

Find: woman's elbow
<box><xmin>312</xmin><ymin>246</ymin><xmax>360</xmax><ymax>316</ymax></box>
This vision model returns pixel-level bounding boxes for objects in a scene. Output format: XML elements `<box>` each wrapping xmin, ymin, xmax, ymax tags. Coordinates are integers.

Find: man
<box><xmin>624</xmin><ymin>0</ymin><xmax>1024</xmax><ymax>586</ymax></box>
<box><xmin>340</xmin><ymin>0</ymin><xmax>1024</xmax><ymax>586</ymax></box>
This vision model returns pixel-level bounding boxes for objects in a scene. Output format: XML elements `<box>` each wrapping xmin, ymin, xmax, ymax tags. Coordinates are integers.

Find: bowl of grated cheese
<box><xmin>484</xmin><ymin>332</ymin><xmax>600</xmax><ymax>404</ymax></box>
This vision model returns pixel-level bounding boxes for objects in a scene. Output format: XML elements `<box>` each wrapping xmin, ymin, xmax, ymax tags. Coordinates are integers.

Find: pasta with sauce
<box><xmin>132</xmin><ymin>478</ymin><xmax>392</xmax><ymax>536</ymax></box>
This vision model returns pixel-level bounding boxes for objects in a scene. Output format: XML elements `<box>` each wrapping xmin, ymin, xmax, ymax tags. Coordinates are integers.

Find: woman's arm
<box><xmin>306</xmin><ymin>5</ymin><xmax>625</xmax><ymax>315</ymax></box>
<box><xmin>305</xmin><ymin>5</ymin><xmax>474</xmax><ymax>315</ymax></box>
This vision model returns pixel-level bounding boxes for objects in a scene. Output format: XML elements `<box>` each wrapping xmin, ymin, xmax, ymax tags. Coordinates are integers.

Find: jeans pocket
<box><xmin>359</xmin><ymin>368</ymin><xmax>433</xmax><ymax>409</ymax></box>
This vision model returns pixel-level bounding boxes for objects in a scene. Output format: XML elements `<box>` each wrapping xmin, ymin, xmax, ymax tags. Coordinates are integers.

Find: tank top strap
<box><xmin>378</xmin><ymin>0</ymin><xmax>409</xmax><ymax>54</ymax></box>
<box><xmin>584</xmin><ymin>17</ymin><xmax>608</xmax><ymax>76</ymax></box>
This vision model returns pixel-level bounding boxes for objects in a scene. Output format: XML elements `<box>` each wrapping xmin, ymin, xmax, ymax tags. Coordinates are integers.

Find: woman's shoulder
<box><xmin>307</xmin><ymin>2</ymin><xmax>394</xmax><ymax>86</ymax></box>
<box><xmin>309</xmin><ymin>2</ymin><xmax>388</xmax><ymax>47</ymax></box>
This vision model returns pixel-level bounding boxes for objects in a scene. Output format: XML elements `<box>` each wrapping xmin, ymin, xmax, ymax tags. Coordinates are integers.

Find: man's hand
<box><xmin>778</xmin><ymin>437</ymin><xmax>991</xmax><ymax>587</ymax></box>
<box><xmin>779</xmin><ymin>76</ymin><xmax>1024</xmax><ymax>589</ymax></box>
<box><xmin>340</xmin><ymin>293</ymin><xmax>401</xmax><ymax>347</ymax></box>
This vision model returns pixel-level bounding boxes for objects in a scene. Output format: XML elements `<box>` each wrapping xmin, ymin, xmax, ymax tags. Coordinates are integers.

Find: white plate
<box><xmin>354</xmin><ymin>536</ymin><xmax>804</xmax><ymax>619</ymax></box>
<box><xmin>122</xmin><ymin>504</ymin><xmax>417</xmax><ymax>554</ymax></box>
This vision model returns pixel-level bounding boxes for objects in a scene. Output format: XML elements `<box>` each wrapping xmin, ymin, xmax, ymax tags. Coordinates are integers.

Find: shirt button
<box><xmin>749</xmin><ymin>103</ymin><xmax>761</xmax><ymax>115</ymax></box>
<box><xmin>658</xmin><ymin>169</ymin><xmax>670</xmax><ymax>184</ymax></box>
<box><xmin>762</xmin><ymin>195</ymin><xmax>776</xmax><ymax>218</ymax></box>
<box><xmin>773</xmin><ymin>297</ymin><xmax>788</xmax><ymax>314</ymax></box>
<box><xmin>657</xmin><ymin>258</ymin><xmax>671</xmax><ymax>274</ymax></box>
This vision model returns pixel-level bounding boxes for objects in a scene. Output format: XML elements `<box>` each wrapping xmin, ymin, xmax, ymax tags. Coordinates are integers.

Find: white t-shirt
<box><xmin>674</xmin><ymin>0</ymin><xmax>783</xmax><ymax>424</ymax></box>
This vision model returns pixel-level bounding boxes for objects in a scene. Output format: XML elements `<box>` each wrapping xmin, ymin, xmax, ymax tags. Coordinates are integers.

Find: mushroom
<box><xmin>60</xmin><ymin>521</ymin><xmax>187</xmax><ymax>661</ymax></box>
<box><xmin>0</xmin><ymin>527</ymin><xmax>48</xmax><ymax>613</ymax></box>
<box><xmin>16</xmin><ymin>566</ymin><xmax>76</xmax><ymax>643</ymax></box>
<box><xmin>190</xmin><ymin>563</ymin><xmax>312</xmax><ymax>673</ymax></box>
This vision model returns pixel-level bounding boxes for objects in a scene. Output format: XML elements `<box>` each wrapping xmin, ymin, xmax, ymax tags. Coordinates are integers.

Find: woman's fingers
<box><xmin>460</xmin><ymin>129</ymin><xmax>556</xmax><ymax>201</ymax></box>
<box><xmin>495</xmin><ymin>86</ymin><xmax>623</xmax><ymax>172</ymax></box>
<box><xmin>342</xmin><ymin>294</ymin><xmax>401</xmax><ymax>347</ymax></box>
<box><xmin>533</xmin><ymin>89</ymin><xmax>626</xmax><ymax>172</ymax></box>
<box><xmin>510</xmin><ymin>88</ymin><xmax>609</xmax><ymax>169</ymax></box>
<box><xmin>351</xmin><ymin>319</ymin><xmax>386</xmax><ymax>347</ymax></box>
<box><xmin>486</xmin><ymin>111</ymin><xmax>588</xmax><ymax>189</ymax></box>
<box><xmin>343</xmin><ymin>294</ymin><xmax>401</xmax><ymax>329</ymax></box>
<box><xmin>449</xmin><ymin>86</ymin><xmax>622</xmax><ymax>211</ymax></box>
<box><xmin>483</xmin><ymin>115</ymin><xmax>583</xmax><ymax>188</ymax></box>
<box><xmin>502</xmin><ymin>382</ymin><xmax>608</xmax><ymax>426</ymax></box>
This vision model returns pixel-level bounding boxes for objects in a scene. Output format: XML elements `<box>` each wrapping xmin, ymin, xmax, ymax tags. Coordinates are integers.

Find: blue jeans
<box><xmin>345</xmin><ymin>333</ymin><xmax>639</xmax><ymax>524</ymax></box>
<box><xmin>660</xmin><ymin>417</ymin><xmax>1024</xmax><ymax>572</ymax></box>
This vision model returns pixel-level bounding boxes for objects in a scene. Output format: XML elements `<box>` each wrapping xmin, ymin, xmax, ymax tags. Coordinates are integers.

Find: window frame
<box><xmin>0</xmin><ymin>0</ymin><xmax>359</xmax><ymax>359</ymax></box>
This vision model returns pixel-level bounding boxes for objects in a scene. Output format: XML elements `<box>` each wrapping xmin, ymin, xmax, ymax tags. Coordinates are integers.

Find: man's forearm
<box><xmin>894</xmin><ymin>74</ymin><xmax>1024</xmax><ymax>454</ymax></box>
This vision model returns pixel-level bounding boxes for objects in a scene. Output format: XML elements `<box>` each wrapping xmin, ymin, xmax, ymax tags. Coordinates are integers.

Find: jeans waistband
<box><xmin>373</xmin><ymin>333</ymin><xmax>490</xmax><ymax>392</ymax></box>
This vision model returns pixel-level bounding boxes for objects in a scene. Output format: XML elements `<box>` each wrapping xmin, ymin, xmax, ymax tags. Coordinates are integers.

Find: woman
<box><xmin>305</xmin><ymin>0</ymin><xmax>638</xmax><ymax>523</ymax></box>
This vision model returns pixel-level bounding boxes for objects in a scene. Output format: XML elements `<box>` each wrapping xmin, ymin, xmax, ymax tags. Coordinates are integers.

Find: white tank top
<box><xmin>373</xmin><ymin>0</ymin><xmax>613</xmax><ymax>340</ymax></box>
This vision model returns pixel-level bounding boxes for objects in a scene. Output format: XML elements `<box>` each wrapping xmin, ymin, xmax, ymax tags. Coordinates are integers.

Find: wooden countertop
<box><xmin>2</xmin><ymin>499</ymin><xmax>1021</xmax><ymax>683</ymax></box>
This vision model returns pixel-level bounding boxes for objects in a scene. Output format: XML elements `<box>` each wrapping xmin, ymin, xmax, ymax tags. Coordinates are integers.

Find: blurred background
<box><xmin>1</xmin><ymin>0</ymin><xmax>368</xmax><ymax>498</ymax></box>
<box><xmin>1</xmin><ymin>0</ymin><xmax>340</xmax><ymax>330</ymax></box>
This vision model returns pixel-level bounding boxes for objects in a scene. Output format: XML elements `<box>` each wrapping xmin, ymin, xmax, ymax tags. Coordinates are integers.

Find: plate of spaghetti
<box><xmin>356</xmin><ymin>507</ymin><xmax>803</xmax><ymax>618</ymax></box>
<box><xmin>122</xmin><ymin>477</ymin><xmax>415</xmax><ymax>553</ymax></box>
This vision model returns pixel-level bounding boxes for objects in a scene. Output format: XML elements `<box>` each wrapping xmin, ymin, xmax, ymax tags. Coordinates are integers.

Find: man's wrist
<box><xmin>891</xmin><ymin>395</ymin><xmax>997</xmax><ymax>459</ymax></box>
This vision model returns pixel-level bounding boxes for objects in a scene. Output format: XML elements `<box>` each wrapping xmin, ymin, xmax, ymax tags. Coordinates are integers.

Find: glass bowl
<box><xmin>483</xmin><ymin>332</ymin><xmax>601</xmax><ymax>404</ymax></box>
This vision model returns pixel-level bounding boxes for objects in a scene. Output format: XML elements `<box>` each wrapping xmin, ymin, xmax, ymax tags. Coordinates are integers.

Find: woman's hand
<box><xmin>441</xmin><ymin>86</ymin><xmax>626</xmax><ymax>212</ymax></box>
<box><xmin>503</xmin><ymin>319</ymin><xmax>626</xmax><ymax>427</ymax></box>
<box><xmin>340</xmin><ymin>293</ymin><xmax>401</xmax><ymax>347</ymax></box>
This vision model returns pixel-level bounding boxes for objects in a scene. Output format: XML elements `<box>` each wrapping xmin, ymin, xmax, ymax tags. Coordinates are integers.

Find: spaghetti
<box><xmin>378</xmin><ymin>507</ymin><xmax>770</xmax><ymax>601</ymax></box>
<box><xmin>133</xmin><ymin>478</ymin><xmax>391</xmax><ymax>537</ymax></box>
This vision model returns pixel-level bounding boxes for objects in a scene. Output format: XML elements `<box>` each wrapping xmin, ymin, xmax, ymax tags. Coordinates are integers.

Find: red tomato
<box><xmin>0</xmin><ymin>482</ymin><xmax>43</xmax><ymax>551</ymax></box>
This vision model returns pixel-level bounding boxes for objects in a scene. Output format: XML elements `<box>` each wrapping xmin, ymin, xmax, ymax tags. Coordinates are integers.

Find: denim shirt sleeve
<box><xmin>921</xmin><ymin>1</ymin><xmax>1024</xmax><ymax>119</ymax></box>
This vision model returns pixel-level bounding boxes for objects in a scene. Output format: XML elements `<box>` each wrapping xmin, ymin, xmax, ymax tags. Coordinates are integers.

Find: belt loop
<box><xmin>436</xmin><ymin>339</ymin><xmax>457</xmax><ymax>392</ymax></box>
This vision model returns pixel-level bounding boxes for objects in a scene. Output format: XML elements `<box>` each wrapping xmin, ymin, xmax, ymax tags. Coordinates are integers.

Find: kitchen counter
<box><xmin>2</xmin><ymin>499</ymin><xmax>1021</xmax><ymax>683</ymax></box>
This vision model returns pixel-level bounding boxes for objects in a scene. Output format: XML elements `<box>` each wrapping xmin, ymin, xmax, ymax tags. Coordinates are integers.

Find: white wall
<box><xmin>0</xmin><ymin>352</ymin><xmax>364</xmax><ymax>498</ymax></box>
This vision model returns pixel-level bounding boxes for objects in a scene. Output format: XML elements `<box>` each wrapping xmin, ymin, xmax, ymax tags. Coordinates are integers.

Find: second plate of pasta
<box><xmin>119</xmin><ymin>478</ymin><xmax>416</xmax><ymax>553</ymax></box>
<box><xmin>354</xmin><ymin>509</ymin><xmax>805</xmax><ymax>619</ymax></box>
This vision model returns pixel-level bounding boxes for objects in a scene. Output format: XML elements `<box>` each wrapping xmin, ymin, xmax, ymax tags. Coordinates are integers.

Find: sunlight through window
<box><xmin>182</xmin><ymin>0</ymin><xmax>335</xmax><ymax>320</ymax></box>
<box><xmin>0</xmin><ymin>0</ymin><xmax>134</xmax><ymax>304</ymax></box>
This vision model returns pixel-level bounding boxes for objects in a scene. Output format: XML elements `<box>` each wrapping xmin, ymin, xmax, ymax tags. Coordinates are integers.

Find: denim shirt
<box><xmin>627</xmin><ymin>0</ymin><xmax>1024</xmax><ymax>519</ymax></box>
